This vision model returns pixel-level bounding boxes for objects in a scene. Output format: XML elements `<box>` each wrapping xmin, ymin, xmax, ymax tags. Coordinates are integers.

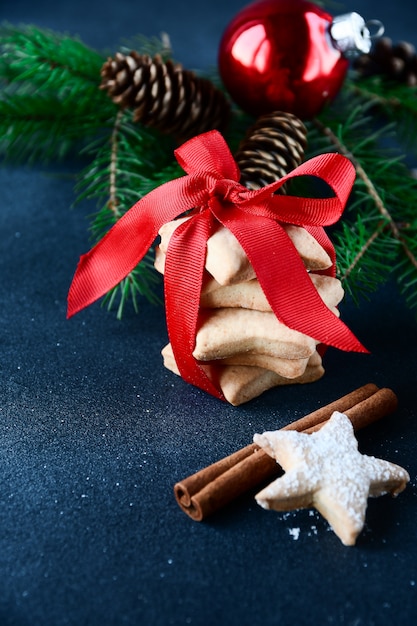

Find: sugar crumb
<box><xmin>288</xmin><ymin>527</ymin><xmax>300</xmax><ymax>540</ymax></box>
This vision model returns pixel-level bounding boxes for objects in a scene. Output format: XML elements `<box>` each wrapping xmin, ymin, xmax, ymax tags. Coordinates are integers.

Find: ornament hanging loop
<box><xmin>365</xmin><ymin>20</ymin><xmax>385</xmax><ymax>41</ymax></box>
<box><xmin>330</xmin><ymin>12</ymin><xmax>384</xmax><ymax>57</ymax></box>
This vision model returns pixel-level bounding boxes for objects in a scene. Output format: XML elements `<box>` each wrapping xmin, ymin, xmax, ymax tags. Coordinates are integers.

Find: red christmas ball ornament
<box><xmin>218</xmin><ymin>0</ymin><xmax>381</xmax><ymax>119</ymax></box>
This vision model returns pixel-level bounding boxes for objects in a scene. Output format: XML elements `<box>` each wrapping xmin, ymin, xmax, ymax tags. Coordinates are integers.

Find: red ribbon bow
<box><xmin>68</xmin><ymin>130</ymin><xmax>367</xmax><ymax>401</ymax></box>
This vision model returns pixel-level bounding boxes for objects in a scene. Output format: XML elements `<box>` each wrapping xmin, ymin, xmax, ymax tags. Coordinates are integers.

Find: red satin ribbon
<box><xmin>68</xmin><ymin>130</ymin><xmax>367</xmax><ymax>401</ymax></box>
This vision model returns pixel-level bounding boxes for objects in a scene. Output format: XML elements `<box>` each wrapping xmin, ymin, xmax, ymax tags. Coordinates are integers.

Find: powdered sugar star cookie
<box><xmin>254</xmin><ymin>412</ymin><xmax>409</xmax><ymax>546</ymax></box>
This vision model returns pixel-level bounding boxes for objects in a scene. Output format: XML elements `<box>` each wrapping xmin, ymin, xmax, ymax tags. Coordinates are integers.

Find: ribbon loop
<box><xmin>68</xmin><ymin>130</ymin><xmax>367</xmax><ymax>401</ymax></box>
<box><xmin>175</xmin><ymin>128</ymin><xmax>240</xmax><ymax>181</ymax></box>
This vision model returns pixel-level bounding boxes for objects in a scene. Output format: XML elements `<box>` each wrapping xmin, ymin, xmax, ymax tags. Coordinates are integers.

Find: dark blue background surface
<box><xmin>1</xmin><ymin>1</ymin><xmax>417</xmax><ymax>624</ymax></box>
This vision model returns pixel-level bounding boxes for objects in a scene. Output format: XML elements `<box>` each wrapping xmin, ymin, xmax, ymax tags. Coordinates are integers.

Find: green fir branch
<box><xmin>0</xmin><ymin>23</ymin><xmax>104</xmax><ymax>89</ymax></box>
<box><xmin>346</xmin><ymin>74</ymin><xmax>417</xmax><ymax>156</ymax></box>
<box><xmin>0</xmin><ymin>23</ymin><xmax>115</xmax><ymax>162</ymax></box>
<box><xmin>0</xmin><ymin>24</ymin><xmax>181</xmax><ymax>314</ymax></box>
<box><xmin>1</xmin><ymin>24</ymin><xmax>417</xmax><ymax>318</ymax></box>
<box><xmin>75</xmin><ymin>109</ymin><xmax>181</xmax><ymax>316</ymax></box>
<box><xmin>395</xmin><ymin>226</ymin><xmax>417</xmax><ymax>311</ymax></box>
<box><xmin>309</xmin><ymin>94</ymin><xmax>417</xmax><ymax>311</ymax></box>
<box><xmin>101</xmin><ymin>253</ymin><xmax>162</xmax><ymax>319</ymax></box>
<box><xmin>0</xmin><ymin>93</ymin><xmax>115</xmax><ymax>162</ymax></box>
<box><xmin>77</xmin><ymin>110</ymin><xmax>178</xmax><ymax>237</ymax></box>
<box><xmin>332</xmin><ymin>216</ymin><xmax>398</xmax><ymax>304</ymax></box>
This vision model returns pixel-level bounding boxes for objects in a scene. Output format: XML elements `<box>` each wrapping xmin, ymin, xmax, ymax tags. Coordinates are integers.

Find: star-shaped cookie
<box><xmin>254</xmin><ymin>411</ymin><xmax>409</xmax><ymax>545</ymax></box>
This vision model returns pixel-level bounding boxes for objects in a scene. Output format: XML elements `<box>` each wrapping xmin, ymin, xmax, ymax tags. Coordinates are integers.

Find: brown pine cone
<box><xmin>235</xmin><ymin>112</ymin><xmax>307</xmax><ymax>192</ymax></box>
<box><xmin>354</xmin><ymin>37</ymin><xmax>417</xmax><ymax>87</ymax></box>
<box><xmin>100</xmin><ymin>51</ymin><xmax>231</xmax><ymax>141</ymax></box>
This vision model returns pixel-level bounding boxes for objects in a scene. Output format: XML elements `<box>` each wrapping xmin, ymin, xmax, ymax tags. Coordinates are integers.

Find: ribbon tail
<box><xmin>67</xmin><ymin>175</ymin><xmax>208</xmax><ymax>318</ymax></box>
<box><xmin>212</xmin><ymin>206</ymin><xmax>368</xmax><ymax>354</ymax></box>
<box><xmin>164</xmin><ymin>213</ymin><xmax>225</xmax><ymax>400</ymax></box>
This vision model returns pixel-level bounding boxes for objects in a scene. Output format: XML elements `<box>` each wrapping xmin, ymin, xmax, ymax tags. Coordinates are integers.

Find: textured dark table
<box><xmin>1</xmin><ymin>1</ymin><xmax>417</xmax><ymax>625</ymax></box>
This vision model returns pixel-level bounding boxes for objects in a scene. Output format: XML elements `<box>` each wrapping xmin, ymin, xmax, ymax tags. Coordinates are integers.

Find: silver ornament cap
<box><xmin>329</xmin><ymin>12</ymin><xmax>384</xmax><ymax>56</ymax></box>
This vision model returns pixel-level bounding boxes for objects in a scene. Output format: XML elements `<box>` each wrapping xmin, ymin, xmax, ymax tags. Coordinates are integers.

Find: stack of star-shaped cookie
<box><xmin>154</xmin><ymin>217</ymin><xmax>345</xmax><ymax>405</ymax></box>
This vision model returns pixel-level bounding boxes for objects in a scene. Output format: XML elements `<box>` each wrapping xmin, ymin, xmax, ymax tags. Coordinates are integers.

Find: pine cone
<box><xmin>235</xmin><ymin>112</ymin><xmax>307</xmax><ymax>192</ymax></box>
<box><xmin>354</xmin><ymin>37</ymin><xmax>417</xmax><ymax>86</ymax></box>
<box><xmin>100</xmin><ymin>51</ymin><xmax>230</xmax><ymax>141</ymax></box>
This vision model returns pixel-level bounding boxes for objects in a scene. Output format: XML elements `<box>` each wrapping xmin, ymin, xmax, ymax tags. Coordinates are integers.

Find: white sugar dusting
<box><xmin>254</xmin><ymin>411</ymin><xmax>410</xmax><ymax>544</ymax></box>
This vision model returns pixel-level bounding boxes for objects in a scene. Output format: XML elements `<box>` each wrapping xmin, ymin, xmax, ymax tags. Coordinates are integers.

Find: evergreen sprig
<box><xmin>347</xmin><ymin>74</ymin><xmax>417</xmax><ymax>156</ymax></box>
<box><xmin>1</xmin><ymin>23</ymin><xmax>417</xmax><ymax>318</ymax></box>
<box><xmin>0</xmin><ymin>24</ymin><xmax>174</xmax><ymax>316</ymax></box>
<box><xmin>307</xmin><ymin>89</ymin><xmax>417</xmax><ymax>309</ymax></box>
<box><xmin>75</xmin><ymin>108</ymin><xmax>180</xmax><ymax>316</ymax></box>
<box><xmin>0</xmin><ymin>93</ymin><xmax>112</xmax><ymax>163</ymax></box>
<box><xmin>0</xmin><ymin>23</ymin><xmax>114</xmax><ymax>162</ymax></box>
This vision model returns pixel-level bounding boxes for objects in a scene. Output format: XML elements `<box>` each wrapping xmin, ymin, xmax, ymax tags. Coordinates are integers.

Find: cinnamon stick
<box><xmin>174</xmin><ymin>384</ymin><xmax>397</xmax><ymax>521</ymax></box>
<box><xmin>304</xmin><ymin>386</ymin><xmax>398</xmax><ymax>433</ymax></box>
